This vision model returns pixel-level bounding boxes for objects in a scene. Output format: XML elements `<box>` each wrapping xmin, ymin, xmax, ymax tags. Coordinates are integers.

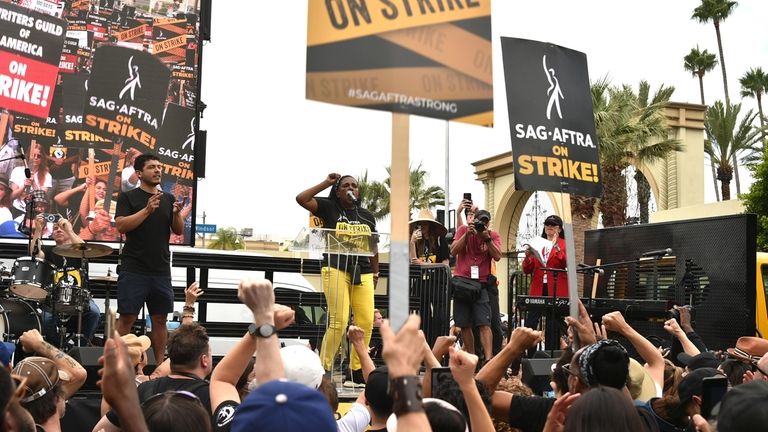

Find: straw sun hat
<box><xmin>409</xmin><ymin>209</ymin><xmax>447</xmax><ymax>237</ymax></box>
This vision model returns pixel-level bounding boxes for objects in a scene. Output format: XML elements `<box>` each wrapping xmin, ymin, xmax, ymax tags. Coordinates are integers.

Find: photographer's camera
<box><xmin>473</xmin><ymin>220</ymin><xmax>486</xmax><ymax>233</ymax></box>
<box><xmin>43</xmin><ymin>213</ymin><xmax>61</xmax><ymax>223</ymax></box>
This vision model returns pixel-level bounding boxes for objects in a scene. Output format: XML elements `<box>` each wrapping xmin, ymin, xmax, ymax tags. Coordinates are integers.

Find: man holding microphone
<box><xmin>115</xmin><ymin>153</ymin><xmax>183</xmax><ymax>363</ymax></box>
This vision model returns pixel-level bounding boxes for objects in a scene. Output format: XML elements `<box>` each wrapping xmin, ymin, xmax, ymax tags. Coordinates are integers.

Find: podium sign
<box><xmin>291</xmin><ymin>227</ymin><xmax>389</xmax><ymax>258</ymax></box>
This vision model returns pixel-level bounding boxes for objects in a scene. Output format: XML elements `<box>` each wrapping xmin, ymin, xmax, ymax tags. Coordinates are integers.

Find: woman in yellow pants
<box><xmin>297</xmin><ymin>173</ymin><xmax>379</xmax><ymax>387</ymax></box>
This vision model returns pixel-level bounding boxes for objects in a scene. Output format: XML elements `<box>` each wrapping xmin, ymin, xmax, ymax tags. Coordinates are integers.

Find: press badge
<box><xmin>470</xmin><ymin>265</ymin><xmax>479</xmax><ymax>279</ymax></box>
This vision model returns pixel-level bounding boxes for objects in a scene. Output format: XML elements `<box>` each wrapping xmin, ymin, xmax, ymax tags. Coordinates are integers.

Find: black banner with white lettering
<box><xmin>501</xmin><ymin>37</ymin><xmax>602</xmax><ymax>198</ymax></box>
<box><xmin>61</xmin><ymin>72</ymin><xmax>111</xmax><ymax>147</ymax></box>
<box><xmin>83</xmin><ymin>45</ymin><xmax>170</xmax><ymax>150</ymax></box>
<box><xmin>156</xmin><ymin>103</ymin><xmax>195</xmax><ymax>185</ymax></box>
<box><xmin>0</xmin><ymin>2</ymin><xmax>66</xmax><ymax>118</ymax></box>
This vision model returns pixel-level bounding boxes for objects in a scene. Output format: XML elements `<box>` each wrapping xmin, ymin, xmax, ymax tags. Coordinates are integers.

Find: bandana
<box><xmin>578</xmin><ymin>339</ymin><xmax>628</xmax><ymax>388</ymax></box>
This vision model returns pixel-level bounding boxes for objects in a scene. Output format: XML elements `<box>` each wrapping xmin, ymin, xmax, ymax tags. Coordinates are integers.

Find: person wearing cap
<box><xmin>13</xmin><ymin>336</ymin><xmax>87</xmax><ymax>432</ymax></box>
<box><xmin>522</xmin><ymin>214</ymin><xmax>568</xmax><ymax>352</ymax></box>
<box><xmin>0</xmin><ymin>364</ymin><xmax>37</xmax><ymax>432</ymax></box>
<box><xmin>450</xmin><ymin>208</ymin><xmax>501</xmax><ymax>361</ymax></box>
<box><xmin>9</xmin><ymin>143</ymin><xmax>51</xmax><ymax>220</ymax></box>
<box><xmin>208</xmin><ymin>279</ymin><xmax>298</xmax><ymax>432</ymax></box>
<box><xmin>230</xmin><ymin>278</ymin><xmax>337</xmax><ymax>432</ymax></box>
<box><xmin>409</xmin><ymin>208</ymin><xmax>449</xmax><ymax>265</ymax></box>
<box><xmin>296</xmin><ymin>173</ymin><xmax>380</xmax><ymax>386</ymax></box>
<box><xmin>0</xmin><ymin>176</ymin><xmax>13</xmax><ymax>223</ymax></box>
<box><xmin>639</xmin><ymin>367</ymin><xmax>724</xmax><ymax>432</ymax></box>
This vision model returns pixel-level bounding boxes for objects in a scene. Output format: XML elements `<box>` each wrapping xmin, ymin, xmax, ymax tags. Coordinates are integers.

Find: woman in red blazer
<box><xmin>521</xmin><ymin>214</ymin><xmax>568</xmax><ymax>353</ymax></box>
<box><xmin>522</xmin><ymin>214</ymin><xmax>568</xmax><ymax>297</ymax></box>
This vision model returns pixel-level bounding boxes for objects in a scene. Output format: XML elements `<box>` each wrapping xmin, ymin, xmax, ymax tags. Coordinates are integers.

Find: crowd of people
<box><xmin>0</xmin><ymin>168</ymin><xmax>767</xmax><ymax>432</ymax></box>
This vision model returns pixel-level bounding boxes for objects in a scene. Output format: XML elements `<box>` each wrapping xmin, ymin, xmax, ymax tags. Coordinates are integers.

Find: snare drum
<box><xmin>11</xmin><ymin>257</ymin><xmax>54</xmax><ymax>301</ymax></box>
<box><xmin>47</xmin><ymin>280</ymin><xmax>91</xmax><ymax>314</ymax></box>
<box><xmin>0</xmin><ymin>297</ymin><xmax>41</xmax><ymax>342</ymax></box>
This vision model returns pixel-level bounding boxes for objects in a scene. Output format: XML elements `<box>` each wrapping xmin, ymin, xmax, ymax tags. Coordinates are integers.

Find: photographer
<box><xmin>409</xmin><ymin>208</ymin><xmax>449</xmax><ymax>264</ymax></box>
<box><xmin>450</xmin><ymin>209</ymin><xmax>501</xmax><ymax>361</ymax></box>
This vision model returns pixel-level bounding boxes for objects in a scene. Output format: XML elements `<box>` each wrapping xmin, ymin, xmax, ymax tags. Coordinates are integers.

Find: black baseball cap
<box><xmin>475</xmin><ymin>210</ymin><xmax>491</xmax><ymax>222</ymax></box>
<box><xmin>677</xmin><ymin>351</ymin><xmax>720</xmax><ymax>371</ymax></box>
<box><xmin>544</xmin><ymin>215</ymin><xmax>563</xmax><ymax>227</ymax></box>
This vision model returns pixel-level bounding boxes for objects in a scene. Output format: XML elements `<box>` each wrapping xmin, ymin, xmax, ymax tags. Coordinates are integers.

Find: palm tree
<box><xmin>692</xmin><ymin>0</ymin><xmax>741</xmax><ymax>193</ymax></box>
<box><xmin>596</xmin><ymin>80</ymin><xmax>682</xmax><ymax>227</ymax></box>
<box><xmin>739</xmin><ymin>67</ymin><xmax>768</xmax><ymax>133</ymax></box>
<box><xmin>356</xmin><ymin>163</ymin><xmax>445</xmax><ymax>221</ymax></box>
<box><xmin>684</xmin><ymin>46</ymin><xmax>718</xmax><ymax>105</ymax></box>
<box><xmin>704</xmin><ymin>101</ymin><xmax>762</xmax><ymax>200</ymax></box>
<box><xmin>683</xmin><ymin>46</ymin><xmax>721</xmax><ymax>200</ymax></box>
<box><xmin>357</xmin><ymin>170</ymin><xmax>389</xmax><ymax>220</ymax></box>
<box><xmin>208</xmin><ymin>227</ymin><xmax>244</xmax><ymax>250</ymax></box>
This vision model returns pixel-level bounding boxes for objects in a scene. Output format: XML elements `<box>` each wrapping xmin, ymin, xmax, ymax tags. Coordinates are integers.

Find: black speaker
<box><xmin>521</xmin><ymin>358</ymin><xmax>557</xmax><ymax>395</ymax></box>
<box><xmin>199</xmin><ymin>0</ymin><xmax>211</xmax><ymax>41</ymax></box>
<box><xmin>69</xmin><ymin>346</ymin><xmax>156</xmax><ymax>391</ymax></box>
<box><xmin>194</xmin><ymin>130</ymin><xmax>207</xmax><ymax>178</ymax></box>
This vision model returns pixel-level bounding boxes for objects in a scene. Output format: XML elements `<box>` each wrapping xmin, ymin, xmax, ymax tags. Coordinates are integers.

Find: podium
<box><xmin>291</xmin><ymin>227</ymin><xmax>389</xmax><ymax>259</ymax></box>
<box><xmin>291</xmin><ymin>227</ymin><xmax>389</xmax><ymax>390</ymax></box>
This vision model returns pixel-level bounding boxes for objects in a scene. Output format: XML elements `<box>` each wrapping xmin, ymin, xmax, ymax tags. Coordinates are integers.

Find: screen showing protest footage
<box><xmin>0</xmin><ymin>0</ymin><xmax>201</xmax><ymax>244</ymax></box>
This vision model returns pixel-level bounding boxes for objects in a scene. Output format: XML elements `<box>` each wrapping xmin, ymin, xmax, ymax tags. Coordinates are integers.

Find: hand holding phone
<box><xmin>430</xmin><ymin>366</ymin><xmax>455</xmax><ymax>398</ymax></box>
<box><xmin>700</xmin><ymin>375</ymin><xmax>728</xmax><ymax>419</ymax></box>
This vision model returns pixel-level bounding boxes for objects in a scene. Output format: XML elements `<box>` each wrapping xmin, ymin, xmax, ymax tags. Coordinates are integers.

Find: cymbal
<box><xmin>90</xmin><ymin>275</ymin><xmax>117</xmax><ymax>282</ymax></box>
<box><xmin>52</xmin><ymin>243</ymin><xmax>113</xmax><ymax>258</ymax></box>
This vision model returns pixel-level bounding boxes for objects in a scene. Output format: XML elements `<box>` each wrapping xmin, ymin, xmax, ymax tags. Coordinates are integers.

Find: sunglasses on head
<box><xmin>561</xmin><ymin>363</ymin><xmax>578</xmax><ymax>377</ymax></box>
<box><xmin>141</xmin><ymin>390</ymin><xmax>202</xmax><ymax>408</ymax></box>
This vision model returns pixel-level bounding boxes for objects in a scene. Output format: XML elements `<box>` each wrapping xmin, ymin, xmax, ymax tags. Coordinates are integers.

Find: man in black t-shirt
<box><xmin>115</xmin><ymin>153</ymin><xmax>183</xmax><ymax>363</ymax></box>
<box><xmin>95</xmin><ymin>322</ymin><xmax>213</xmax><ymax>431</ymax></box>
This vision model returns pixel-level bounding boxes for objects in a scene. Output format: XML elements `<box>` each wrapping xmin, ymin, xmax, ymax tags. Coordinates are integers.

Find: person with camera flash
<box><xmin>450</xmin><ymin>208</ymin><xmax>501</xmax><ymax>361</ymax></box>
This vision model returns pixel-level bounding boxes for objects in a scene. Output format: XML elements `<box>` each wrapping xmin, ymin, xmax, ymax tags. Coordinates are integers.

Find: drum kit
<box><xmin>0</xmin><ymin>243</ymin><xmax>113</xmax><ymax>348</ymax></box>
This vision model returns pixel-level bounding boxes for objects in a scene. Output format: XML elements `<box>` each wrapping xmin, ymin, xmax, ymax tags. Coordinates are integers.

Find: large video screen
<box><xmin>0</xmin><ymin>0</ymin><xmax>201</xmax><ymax>244</ymax></box>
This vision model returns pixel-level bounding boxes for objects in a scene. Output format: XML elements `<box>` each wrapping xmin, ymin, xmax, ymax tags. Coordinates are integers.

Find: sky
<box><xmin>196</xmin><ymin>0</ymin><xmax>768</xmax><ymax>242</ymax></box>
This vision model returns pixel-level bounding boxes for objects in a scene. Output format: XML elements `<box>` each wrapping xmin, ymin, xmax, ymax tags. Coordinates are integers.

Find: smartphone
<box><xmin>463</xmin><ymin>192</ymin><xmax>472</xmax><ymax>203</ymax></box>
<box><xmin>104</xmin><ymin>306</ymin><xmax>116</xmax><ymax>339</ymax></box>
<box><xmin>700</xmin><ymin>376</ymin><xmax>728</xmax><ymax>419</ymax></box>
<box><xmin>431</xmin><ymin>367</ymin><xmax>455</xmax><ymax>398</ymax></box>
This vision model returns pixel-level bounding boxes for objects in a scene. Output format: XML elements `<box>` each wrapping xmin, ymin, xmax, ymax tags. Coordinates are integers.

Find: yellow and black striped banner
<box><xmin>306</xmin><ymin>0</ymin><xmax>492</xmax><ymax>126</ymax></box>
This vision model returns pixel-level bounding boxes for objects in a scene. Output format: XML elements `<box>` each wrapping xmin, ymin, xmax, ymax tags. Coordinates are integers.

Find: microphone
<box><xmin>346</xmin><ymin>190</ymin><xmax>358</xmax><ymax>206</ymax></box>
<box><xmin>641</xmin><ymin>248</ymin><xmax>672</xmax><ymax>258</ymax></box>
<box><xmin>19</xmin><ymin>147</ymin><xmax>31</xmax><ymax>179</ymax></box>
<box><xmin>577</xmin><ymin>263</ymin><xmax>604</xmax><ymax>275</ymax></box>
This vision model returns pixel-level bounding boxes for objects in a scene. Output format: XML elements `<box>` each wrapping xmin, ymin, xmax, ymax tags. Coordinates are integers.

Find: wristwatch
<box><xmin>248</xmin><ymin>323</ymin><xmax>277</xmax><ymax>338</ymax></box>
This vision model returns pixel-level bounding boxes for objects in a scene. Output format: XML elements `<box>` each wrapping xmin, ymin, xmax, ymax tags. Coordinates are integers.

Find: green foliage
<box><xmin>592</xmin><ymin>79</ymin><xmax>682</xmax><ymax>226</ymax></box>
<box><xmin>358</xmin><ymin>163</ymin><xmax>445</xmax><ymax>221</ymax></box>
<box><xmin>743</xmin><ymin>151</ymin><xmax>768</xmax><ymax>251</ymax></box>
<box><xmin>704</xmin><ymin>101</ymin><xmax>762</xmax><ymax>199</ymax></box>
<box><xmin>207</xmin><ymin>227</ymin><xmax>244</xmax><ymax>250</ymax></box>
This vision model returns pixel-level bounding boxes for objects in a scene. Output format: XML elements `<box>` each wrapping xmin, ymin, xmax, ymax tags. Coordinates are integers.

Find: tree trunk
<box><xmin>699</xmin><ymin>74</ymin><xmax>720</xmax><ymax>201</ymax></box>
<box><xmin>714</xmin><ymin>21</ymin><xmax>740</xmax><ymax>194</ymax></box>
<box><xmin>714</xmin><ymin>21</ymin><xmax>730</xmax><ymax>104</ymax></box>
<box><xmin>598</xmin><ymin>165</ymin><xmax>627</xmax><ymax>227</ymax></box>
<box><xmin>758</xmin><ymin>93</ymin><xmax>765</xmax><ymax>146</ymax></box>
<box><xmin>718</xmin><ymin>166</ymin><xmax>733</xmax><ymax>201</ymax></box>
<box><xmin>635</xmin><ymin>170</ymin><xmax>651</xmax><ymax>224</ymax></box>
